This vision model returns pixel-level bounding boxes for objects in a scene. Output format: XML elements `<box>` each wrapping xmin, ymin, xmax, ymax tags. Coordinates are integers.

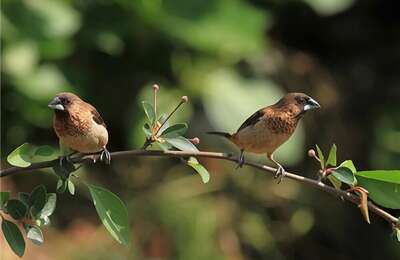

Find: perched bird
<box><xmin>209</xmin><ymin>93</ymin><xmax>320</xmax><ymax>181</ymax></box>
<box><xmin>48</xmin><ymin>92</ymin><xmax>111</xmax><ymax>164</ymax></box>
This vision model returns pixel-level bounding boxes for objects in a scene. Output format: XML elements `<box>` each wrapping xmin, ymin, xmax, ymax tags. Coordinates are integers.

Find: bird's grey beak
<box><xmin>48</xmin><ymin>97</ymin><xmax>64</xmax><ymax>111</ymax></box>
<box><xmin>303</xmin><ymin>97</ymin><xmax>320</xmax><ymax>111</ymax></box>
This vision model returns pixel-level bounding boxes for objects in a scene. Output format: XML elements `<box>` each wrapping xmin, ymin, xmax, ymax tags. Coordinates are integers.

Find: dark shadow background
<box><xmin>1</xmin><ymin>0</ymin><xmax>400</xmax><ymax>259</ymax></box>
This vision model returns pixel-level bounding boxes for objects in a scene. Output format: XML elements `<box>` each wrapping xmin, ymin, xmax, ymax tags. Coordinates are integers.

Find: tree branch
<box><xmin>0</xmin><ymin>149</ymin><xmax>398</xmax><ymax>225</ymax></box>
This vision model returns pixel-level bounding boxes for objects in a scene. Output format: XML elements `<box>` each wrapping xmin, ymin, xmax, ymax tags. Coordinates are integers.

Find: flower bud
<box><xmin>152</xmin><ymin>84</ymin><xmax>160</xmax><ymax>91</ymax></box>
<box><xmin>308</xmin><ymin>149</ymin><xmax>316</xmax><ymax>157</ymax></box>
<box><xmin>189</xmin><ymin>137</ymin><xmax>200</xmax><ymax>145</ymax></box>
<box><xmin>181</xmin><ymin>96</ymin><xmax>188</xmax><ymax>103</ymax></box>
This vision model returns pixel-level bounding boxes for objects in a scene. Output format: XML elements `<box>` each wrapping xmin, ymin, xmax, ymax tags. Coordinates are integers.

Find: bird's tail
<box><xmin>207</xmin><ymin>131</ymin><xmax>232</xmax><ymax>140</ymax></box>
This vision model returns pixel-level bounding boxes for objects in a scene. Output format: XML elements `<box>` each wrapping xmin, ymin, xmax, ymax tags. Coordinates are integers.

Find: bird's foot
<box><xmin>236</xmin><ymin>150</ymin><xmax>245</xmax><ymax>169</ymax></box>
<box><xmin>274</xmin><ymin>165</ymin><xmax>286</xmax><ymax>184</ymax></box>
<box><xmin>99</xmin><ymin>147</ymin><xmax>111</xmax><ymax>165</ymax></box>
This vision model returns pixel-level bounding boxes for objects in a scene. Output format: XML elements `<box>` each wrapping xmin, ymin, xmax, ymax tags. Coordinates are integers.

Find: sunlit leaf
<box><xmin>0</xmin><ymin>191</ymin><xmax>10</xmax><ymax>209</ymax></box>
<box><xmin>87</xmin><ymin>184</ymin><xmax>130</xmax><ymax>245</ymax></box>
<box><xmin>187</xmin><ymin>157</ymin><xmax>210</xmax><ymax>183</ymax></box>
<box><xmin>356</xmin><ymin>171</ymin><xmax>400</xmax><ymax>209</ymax></box>
<box><xmin>2</xmin><ymin>219</ymin><xmax>25</xmax><ymax>257</ymax></box>
<box><xmin>67</xmin><ymin>179</ymin><xmax>75</xmax><ymax>195</ymax></box>
<box><xmin>164</xmin><ymin>136</ymin><xmax>199</xmax><ymax>152</ymax></box>
<box><xmin>339</xmin><ymin>160</ymin><xmax>357</xmax><ymax>173</ymax></box>
<box><xmin>39</xmin><ymin>193</ymin><xmax>57</xmax><ymax>218</ymax></box>
<box><xmin>26</xmin><ymin>225</ymin><xmax>44</xmax><ymax>245</ymax></box>
<box><xmin>315</xmin><ymin>144</ymin><xmax>325</xmax><ymax>168</ymax></box>
<box><xmin>5</xmin><ymin>200</ymin><xmax>28</xmax><ymax>220</ymax></box>
<box><xmin>7</xmin><ymin>143</ymin><xmax>35</xmax><ymax>167</ymax></box>
<box><xmin>160</xmin><ymin>123</ymin><xmax>188</xmax><ymax>138</ymax></box>
<box><xmin>326</xmin><ymin>144</ymin><xmax>337</xmax><ymax>167</ymax></box>
<box><xmin>142</xmin><ymin>101</ymin><xmax>156</xmax><ymax>124</ymax></box>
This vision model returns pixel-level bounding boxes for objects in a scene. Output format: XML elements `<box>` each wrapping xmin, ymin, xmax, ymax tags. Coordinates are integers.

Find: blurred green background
<box><xmin>1</xmin><ymin>0</ymin><xmax>400</xmax><ymax>259</ymax></box>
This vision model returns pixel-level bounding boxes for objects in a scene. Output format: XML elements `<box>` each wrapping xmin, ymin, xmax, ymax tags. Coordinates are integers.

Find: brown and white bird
<box><xmin>48</xmin><ymin>92</ymin><xmax>111</xmax><ymax>164</ymax></box>
<box><xmin>209</xmin><ymin>93</ymin><xmax>320</xmax><ymax>181</ymax></box>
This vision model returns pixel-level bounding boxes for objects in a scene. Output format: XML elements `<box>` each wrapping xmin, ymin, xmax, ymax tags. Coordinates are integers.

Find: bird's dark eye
<box><xmin>59</xmin><ymin>97</ymin><xmax>71</xmax><ymax>105</ymax></box>
<box><xmin>295</xmin><ymin>96</ymin><xmax>308</xmax><ymax>105</ymax></box>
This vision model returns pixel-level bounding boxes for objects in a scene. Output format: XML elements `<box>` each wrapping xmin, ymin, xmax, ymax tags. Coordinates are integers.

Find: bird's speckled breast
<box><xmin>232</xmin><ymin>114</ymin><xmax>298</xmax><ymax>154</ymax></box>
<box><xmin>54</xmin><ymin>112</ymin><xmax>108</xmax><ymax>153</ymax></box>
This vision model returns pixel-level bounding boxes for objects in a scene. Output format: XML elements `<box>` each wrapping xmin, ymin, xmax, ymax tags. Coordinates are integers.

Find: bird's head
<box><xmin>48</xmin><ymin>92</ymin><xmax>81</xmax><ymax>112</ymax></box>
<box><xmin>276</xmin><ymin>93</ymin><xmax>320</xmax><ymax>117</ymax></box>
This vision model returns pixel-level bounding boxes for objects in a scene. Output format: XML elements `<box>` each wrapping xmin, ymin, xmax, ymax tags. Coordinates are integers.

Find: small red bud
<box><xmin>190</xmin><ymin>137</ymin><xmax>200</xmax><ymax>145</ymax></box>
<box><xmin>308</xmin><ymin>149</ymin><xmax>316</xmax><ymax>157</ymax></box>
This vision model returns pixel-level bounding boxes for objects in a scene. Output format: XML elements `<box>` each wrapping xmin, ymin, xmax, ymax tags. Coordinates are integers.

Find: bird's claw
<box><xmin>100</xmin><ymin>148</ymin><xmax>111</xmax><ymax>165</ymax></box>
<box><xmin>236</xmin><ymin>150</ymin><xmax>245</xmax><ymax>169</ymax></box>
<box><xmin>274</xmin><ymin>165</ymin><xmax>286</xmax><ymax>184</ymax></box>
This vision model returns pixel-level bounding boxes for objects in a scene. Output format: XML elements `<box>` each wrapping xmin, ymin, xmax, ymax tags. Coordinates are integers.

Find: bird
<box><xmin>48</xmin><ymin>92</ymin><xmax>111</xmax><ymax>164</ymax></box>
<box><xmin>208</xmin><ymin>93</ymin><xmax>320</xmax><ymax>182</ymax></box>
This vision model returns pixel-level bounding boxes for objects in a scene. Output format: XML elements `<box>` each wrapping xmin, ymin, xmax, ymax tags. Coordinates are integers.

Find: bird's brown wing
<box><xmin>90</xmin><ymin>106</ymin><xmax>107</xmax><ymax>128</ymax></box>
<box><xmin>237</xmin><ymin>109</ymin><xmax>266</xmax><ymax>132</ymax></box>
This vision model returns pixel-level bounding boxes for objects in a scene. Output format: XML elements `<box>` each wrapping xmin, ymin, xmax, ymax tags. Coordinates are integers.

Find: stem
<box><xmin>0</xmin><ymin>149</ymin><xmax>398</xmax><ymax>225</ymax></box>
<box><xmin>154</xmin><ymin>100</ymin><xmax>185</xmax><ymax>137</ymax></box>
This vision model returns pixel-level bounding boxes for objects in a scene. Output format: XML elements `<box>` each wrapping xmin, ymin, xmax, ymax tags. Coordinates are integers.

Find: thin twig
<box><xmin>0</xmin><ymin>149</ymin><xmax>398</xmax><ymax>225</ymax></box>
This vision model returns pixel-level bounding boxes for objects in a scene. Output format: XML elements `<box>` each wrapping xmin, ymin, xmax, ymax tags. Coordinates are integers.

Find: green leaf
<box><xmin>164</xmin><ymin>136</ymin><xmax>199</xmax><ymax>152</ymax></box>
<box><xmin>68</xmin><ymin>179</ymin><xmax>75</xmax><ymax>195</ymax></box>
<box><xmin>158</xmin><ymin>114</ymin><xmax>170</xmax><ymax>134</ymax></box>
<box><xmin>5</xmin><ymin>200</ymin><xmax>28</xmax><ymax>220</ymax></box>
<box><xmin>187</xmin><ymin>157</ymin><xmax>210</xmax><ymax>184</ymax></box>
<box><xmin>87</xmin><ymin>184</ymin><xmax>130</xmax><ymax>245</ymax></box>
<box><xmin>315</xmin><ymin>144</ymin><xmax>325</xmax><ymax>168</ymax></box>
<box><xmin>327</xmin><ymin>175</ymin><xmax>342</xmax><ymax>190</ymax></box>
<box><xmin>142</xmin><ymin>101</ymin><xmax>156</xmax><ymax>124</ymax></box>
<box><xmin>397</xmin><ymin>228</ymin><xmax>400</xmax><ymax>242</ymax></box>
<box><xmin>26</xmin><ymin>225</ymin><xmax>44</xmax><ymax>245</ymax></box>
<box><xmin>56</xmin><ymin>179</ymin><xmax>67</xmax><ymax>193</ymax></box>
<box><xmin>0</xmin><ymin>191</ymin><xmax>10</xmax><ymax>209</ymax></box>
<box><xmin>7</xmin><ymin>143</ymin><xmax>35</xmax><ymax>167</ymax></box>
<box><xmin>331</xmin><ymin>167</ymin><xmax>357</xmax><ymax>186</ymax></box>
<box><xmin>30</xmin><ymin>145</ymin><xmax>58</xmax><ymax>163</ymax></box>
<box><xmin>142</xmin><ymin>123</ymin><xmax>153</xmax><ymax>138</ymax></box>
<box><xmin>30</xmin><ymin>185</ymin><xmax>47</xmax><ymax>217</ymax></box>
<box><xmin>17</xmin><ymin>192</ymin><xmax>30</xmax><ymax>208</ymax></box>
<box><xmin>39</xmin><ymin>193</ymin><xmax>57</xmax><ymax>218</ymax></box>
<box><xmin>7</xmin><ymin>143</ymin><xmax>58</xmax><ymax>167</ymax></box>
<box><xmin>339</xmin><ymin>160</ymin><xmax>357</xmax><ymax>173</ymax></box>
<box><xmin>356</xmin><ymin>171</ymin><xmax>400</xmax><ymax>209</ymax></box>
<box><xmin>160</xmin><ymin>123</ymin><xmax>188</xmax><ymax>138</ymax></box>
<box><xmin>156</xmin><ymin>141</ymin><xmax>173</xmax><ymax>152</ymax></box>
<box><xmin>355</xmin><ymin>170</ymin><xmax>400</xmax><ymax>184</ymax></box>
<box><xmin>326</xmin><ymin>144</ymin><xmax>337</xmax><ymax>167</ymax></box>
<box><xmin>36</xmin><ymin>216</ymin><xmax>50</xmax><ymax>227</ymax></box>
<box><xmin>2</xmin><ymin>219</ymin><xmax>25</xmax><ymax>257</ymax></box>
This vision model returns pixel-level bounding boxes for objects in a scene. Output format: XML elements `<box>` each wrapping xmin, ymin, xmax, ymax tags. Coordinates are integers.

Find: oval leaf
<box><xmin>315</xmin><ymin>144</ymin><xmax>325</xmax><ymax>168</ymax></box>
<box><xmin>40</xmin><ymin>193</ymin><xmax>57</xmax><ymax>218</ymax></box>
<box><xmin>5</xmin><ymin>200</ymin><xmax>28</xmax><ymax>220</ymax></box>
<box><xmin>187</xmin><ymin>157</ymin><xmax>210</xmax><ymax>184</ymax></box>
<box><xmin>327</xmin><ymin>175</ymin><xmax>342</xmax><ymax>190</ymax></box>
<box><xmin>164</xmin><ymin>136</ymin><xmax>199</xmax><ymax>152</ymax></box>
<box><xmin>356</xmin><ymin>173</ymin><xmax>400</xmax><ymax>209</ymax></box>
<box><xmin>142</xmin><ymin>101</ymin><xmax>156</xmax><ymax>124</ymax></box>
<box><xmin>7</xmin><ymin>143</ymin><xmax>35</xmax><ymax>167</ymax></box>
<box><xmin>87</xmin><ymin>184</ymin><xmax>130</xmax><ymax>245</ymax></box>
<box><xmin>0</xmin><ymin>191</ymin><xmax>10</xmax><ymax>209</ymax></box>
<box><xmin>339</xmin><ymin>160</ymin><xmax>357</xmax><ymax>173</ymax></box>
<box><xmin>160</xmin><ymin>123</ymin><xmax>188</xmax><ymax>138</ymax></box>
<box><xmin>326</xmin><ymin>144</ymin><xmax>337</xmax><ymax>167</ymax></box>
<box><xmin>356</xmin><ymin>170</ymin><xmax>400</xmax><ymax>184</ymax></box>
<box><xmin>68</xmin><ymin>179</ymin><xmax>75</xmax><ymax>195</ymax></box>
<box><xmin>17</xmin><ymin>192</ymin><xmax>30</xmax><ymax>208</ymax></box>
<box><xmin>2</xmin><ymin>219</ymin><xmax>25</xmax><ymax>257</ymax></box>
<box><xmin>30</xmin><ymin>185</ymin><xmax>47</xmax><ymax>217</ymax></box>
<box><xmin>332</xmin><ymin>167</ymin><xmax>357</xmax><ymax>186</ymax></box>
<box><xmin>31</xmin><ymin>145</ymin><xmax>58</xmax><ymax>163</ymax></box>
<box><xmin>26</xmin><ymin>226</ymin><xmax>44</xmax><ymax>245</ymax></box>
